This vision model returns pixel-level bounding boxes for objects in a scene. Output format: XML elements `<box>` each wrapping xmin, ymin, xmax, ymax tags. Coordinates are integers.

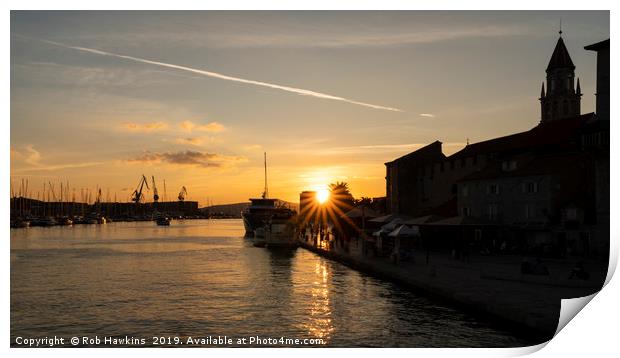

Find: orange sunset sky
<box><xmin>10</xmin><ymin>11</ymin><xmax>609</xmax><ymax>205</ymax></box>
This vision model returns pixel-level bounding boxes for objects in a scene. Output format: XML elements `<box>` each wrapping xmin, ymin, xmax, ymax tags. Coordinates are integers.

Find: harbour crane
<box><xmin>178</xmin><ymin>186</ymin><xmax>188</xmax><ymax>202</ymax></box>
<box><xmin>152</xmin><ymin>176</ymin><xmax>159</xmax><ymax>203</ymax></box>
<box><xmin>131</xmin><ymin>175</ymin><xmax>150</xmax><ymax>204</ymax></box>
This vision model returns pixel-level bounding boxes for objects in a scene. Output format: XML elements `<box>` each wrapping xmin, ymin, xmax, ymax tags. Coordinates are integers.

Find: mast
<box><xmin>163</xmin><ymin>179</ymin><xmax>167</xmax><ymax>203</ymax></box>
<box><xmin>262</xmin><ymin>152</ymin><xmax>269</xmax><ymax>199</ymax></box>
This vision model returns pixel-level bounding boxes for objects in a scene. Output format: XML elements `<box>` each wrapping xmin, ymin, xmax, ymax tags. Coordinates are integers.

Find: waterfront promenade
<box><xmin>298</xmin><ymin>236</ymin><xmax>608</xmax><ymax>343</ymax></box>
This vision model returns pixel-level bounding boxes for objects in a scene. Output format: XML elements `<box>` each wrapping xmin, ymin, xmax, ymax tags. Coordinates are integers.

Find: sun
<box><xmin>316</xmin><ymin>188</ymin><xmax>330</xmax><ymax>204</ymax></box>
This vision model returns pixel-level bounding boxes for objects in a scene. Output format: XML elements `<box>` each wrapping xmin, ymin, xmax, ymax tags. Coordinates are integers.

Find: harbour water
<box><xmin>11</xmin><ymin>219</ymin><xmax>532</xmax><ymax>347</ymax></box>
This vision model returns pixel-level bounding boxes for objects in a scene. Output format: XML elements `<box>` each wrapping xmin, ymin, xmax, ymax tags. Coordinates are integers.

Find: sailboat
<box><xmin>241</xmin><ymin>152</ymin><xmax>296</xmax><ymax>247</ymax></box>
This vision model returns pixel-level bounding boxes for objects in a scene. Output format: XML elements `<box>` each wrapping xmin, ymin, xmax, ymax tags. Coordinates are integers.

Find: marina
<box><xmin>10</xmin><ymin>175</ymin><xmax>204</xmax><ymax>228</ymax></box>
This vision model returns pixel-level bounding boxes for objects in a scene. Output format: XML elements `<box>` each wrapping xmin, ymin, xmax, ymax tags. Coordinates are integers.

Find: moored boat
<box><xmin>241</xmin><ymin>152</ymin><xmax>296</xmax><ymax>239</ymax></box>
<box><xmin>155</xmin><ymin>216</ymin><xmax>171</xmax><ymax>226</ymax></box>
<box><xmin>253</xmin><ymin>218</ymin><xmax>297</xmax><ymax>248</ymax></box>
<box><xmin>153</xmin><ymin>211</ymin><xmax>171</xmax><ymax>226</ymax></box>
<box><xmin>10</xmin><ymin>218</ymin><xmax>30</xmax><ymax>228</ymax></box>
<box><xmin>58</xmin><ymin>217</ymin><xmax>73</xmax><ymax>225</ymax></box>
<box><xmin>30</xmin><ymin>217</ymin><xmax>57</xmax><ymax>227</ymax></box>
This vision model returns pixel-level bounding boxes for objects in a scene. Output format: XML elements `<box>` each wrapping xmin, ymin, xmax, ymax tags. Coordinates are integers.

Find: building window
<box><xmin>566</xmin><ymin>208</ymin><xmax>578</xmax><ymax>221</ymax></box>
<box><xmin>525</xmin><ymin>204</ymin><xmax>532</xmax><ymax>220</ymax></box>
<box><xmin>462</xmin><ymin>207</ymin><xmax>471</xmax><ymax>217</ymax></box>
<box><xmin>522</xmin><ymin>181</ymin><xmax>539</xmax><ymax>193</ymax></box>
<box><xmin>502</xmin><ymin>161</ymin><xmax>517</xmax><ymax>171</ymax></box>
<box><xmin>488</xmin><ymin>204</ymin><xmax>498</xmax><ymax>220</ymax></box>
<box><xmin>462</xmin><ymin>185</ymin><xmax>469</xmax><ymax>197</ymax></box>
<box><xmin>486</xmin><ymin>184</ymin><xmax>500</xmax><ymax>195</ymax></box>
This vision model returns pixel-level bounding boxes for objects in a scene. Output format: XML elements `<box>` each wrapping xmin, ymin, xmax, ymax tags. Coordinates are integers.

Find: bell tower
<box><xmin>539</xmin><ymin>32</ymin><xmax>582</xmax><ymax>123</ymax></box>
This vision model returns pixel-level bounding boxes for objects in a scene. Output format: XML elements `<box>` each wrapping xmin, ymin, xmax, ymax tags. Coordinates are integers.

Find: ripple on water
<box><xmin>11</xmin><ymin>220</ymin><xmax>533</xmax><ymax>347</ymax></box>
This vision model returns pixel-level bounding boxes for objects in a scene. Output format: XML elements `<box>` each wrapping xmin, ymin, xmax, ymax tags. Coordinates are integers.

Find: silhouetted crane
<box><xmin>131</xmin><ymin>175</ymin><xmax>150</xmax><ymax>204</ymax></box>
<box><xmin>152</xmin><ymin>176</ymin><xmax>159</xmax><ymax>203</ymax></box>
<box><xmin>178</xmin><ymin>186</ymin><xmax>188</xmax><ymax>202</ymax></box>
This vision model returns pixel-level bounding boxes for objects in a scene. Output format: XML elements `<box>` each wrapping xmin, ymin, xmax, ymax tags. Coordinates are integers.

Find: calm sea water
<box><xmin>11</xmin><ymin>219</ymin><xmax>532</xmax><ymax>347</ymax></box>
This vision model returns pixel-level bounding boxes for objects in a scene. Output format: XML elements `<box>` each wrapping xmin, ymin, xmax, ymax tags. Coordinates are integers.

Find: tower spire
<box><xmin>539</xmin><ymin>32</ymin><xmax>581</xmax><ymax>123</ymax></box>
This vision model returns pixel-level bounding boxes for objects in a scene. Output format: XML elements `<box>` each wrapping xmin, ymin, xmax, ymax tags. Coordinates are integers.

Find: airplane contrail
<box><xmin>23</xmin><ymin>35</ymin><xmax>403</xmax><ymax>112</ymax></box>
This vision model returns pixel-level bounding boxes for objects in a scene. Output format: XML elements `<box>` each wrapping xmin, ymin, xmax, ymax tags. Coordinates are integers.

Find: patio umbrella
<box><xmin>388</xmin><ymin>224</ymin><xmax>420</xmax><ymax>237</ymax></box>
<box><xmin>381</xmin><ymin>218</ymin><xmax>404</xmax><ymax>231</ymax></box>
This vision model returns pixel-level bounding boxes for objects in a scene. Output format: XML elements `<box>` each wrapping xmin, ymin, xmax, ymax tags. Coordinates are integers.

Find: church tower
<box><xmin>539</xmin><ymin>32</ymin><xmax>582</xmax><ymax>123</ymax></box>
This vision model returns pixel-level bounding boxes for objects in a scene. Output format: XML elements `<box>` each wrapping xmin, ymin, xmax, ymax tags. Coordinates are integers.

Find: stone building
<box><xmin>384</xmin><ymin>34</ymin><xmax>610</xmax><ymax>257</ymax></box>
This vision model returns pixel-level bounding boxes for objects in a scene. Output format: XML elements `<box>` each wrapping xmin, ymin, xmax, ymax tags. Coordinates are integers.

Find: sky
<box><xmin>10</xmin><ymin>11</ymin><xmax>609</xmax><ymax>206</ymax></box>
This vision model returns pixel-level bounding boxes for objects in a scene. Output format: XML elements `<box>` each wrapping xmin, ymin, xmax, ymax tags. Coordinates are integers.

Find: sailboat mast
<box><xmin>263</xmin><ymin>152</ymin><xmax>268</xmax><ymax>199</ymax></box>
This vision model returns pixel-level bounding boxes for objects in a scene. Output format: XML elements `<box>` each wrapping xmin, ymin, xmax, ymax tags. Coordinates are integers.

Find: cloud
<box><xmin>175</xmin><ymin>137</ymin><xmax>204</xmax><ymax>146</ymax></box>
<box><xmin>11</xmin><ymin>144</ymin><xmax>108</xmax><ymax>173</ymax></box>
<box><xmin>57</xmin><ymin>21</ymin><xmax>530</xmax><ymax>50</ymax></box>
<box><xmin>11</xmin><ymin>145</ymin><xmax>42</xmax><ymax>166</ymax></box>
<box><xmin>419</xmin><ymin>113</ymin><xmax>436</xmax><ymax>118</ymax></box>
<box><xmin>24</xmin><ymin>145</ymin><xmax>42</xmax><ymax>165</ymax></box>
<box><xmin>203</xmin><ymin>25</ymin><xmax>530</xmax><ymax>49</ymax></box>
<box><xmin>22</xmin><ymin>35</ymin><xmax>403</xmax><ymax>112</ymax></box>
<box><xmin>14</xmin><ymin>161</ymin><xmax>106</xmax><ymax>172</ymax></box>
<box><xmin>180</xmin><ymin>120</ymin><xmax>226</xmax><ymax>133</ymax></box>
<box><xmin>126</xmin><ymin>150</ymin><xmax>246</xmax><ymax>168</ymax></box>
<box><xmin>122</xmin><ymin>121</ymin><xmax>168</xmax><ymax>132</ymax></box>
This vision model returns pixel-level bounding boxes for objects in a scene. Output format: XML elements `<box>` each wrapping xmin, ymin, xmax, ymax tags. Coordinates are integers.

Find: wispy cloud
<box><xmin>203</xmin><ymin>25</ymin><xmax>530</xmax><ymax>48</ymax></box>
<box><xmin>13</xmin><ymin>61</ymin><xmax>194</xmax><ymax>88</ymax></box>
<box><xmin>14</xmin><ymin>161</ymin><xmax>106</xmax><ymax>172</ymax></box>
<box><xmin>180</xmin><ymin>120</ymin><xmax>226</xmax><ymax>133</ymax></box>
<box><xmin>60</xmin><ymin>21</ymin><xmax>530</xmax><ymax>49</ymax></box>
<box><xmin>11</xmin><ymin>145</ymin><xmax>105</xmax><ymax>172</ymax></box>
<box><xmin>126</xmin><ymin>150</ymin><xmax>246</xmax><ymax>168</ymax></box>
<box><xmin>24</xmin><ymin>145</ymin><xmax>41</xmax><ymax>165</ymax></box>
<box><xmin>11</xmin><ymin>144</ymin><xmax>43</xmax><ymax>166</ymax></box>
<box><xmin>174</xmin><ymin>137</ymin><xmax>204</xmax><ymax>146</ymax></box>
<box><xmin>22</xmin><ymin>35</ymin><xmax>402</xmax><ymax>112</ymax></box>
<box><xmin>122</xmin><ymin>121</ymin><xmax>168</xmax><ymax>132</ymax></box>
<box><xmin>419</xmin><ymin>113</ymin><xmax>436</xmax><ymax>118</ymax></box>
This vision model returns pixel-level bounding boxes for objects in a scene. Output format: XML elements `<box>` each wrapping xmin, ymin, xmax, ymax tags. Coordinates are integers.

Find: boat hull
<box><xmin>252</xmin><ymin>222</ymin><xmax>297</xmax><ymax>248</ymax></box>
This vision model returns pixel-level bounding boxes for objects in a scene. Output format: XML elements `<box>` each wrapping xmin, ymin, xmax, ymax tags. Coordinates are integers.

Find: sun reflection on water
<box><xmin>305</xmin><ymin>259</ymin><xmax>334</xmax><ymax>341</ymax></box>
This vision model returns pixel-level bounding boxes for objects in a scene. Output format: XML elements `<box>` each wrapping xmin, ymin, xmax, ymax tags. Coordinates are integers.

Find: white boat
<box><xmin>242</xmin><ymin>152</ymin><xmax>296</xmax><ymax>238</ymax></box>
<box><xmin>253</xmin><ymin>218</ymin><xmax>297</xmax><ymax>248</ymax></box>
